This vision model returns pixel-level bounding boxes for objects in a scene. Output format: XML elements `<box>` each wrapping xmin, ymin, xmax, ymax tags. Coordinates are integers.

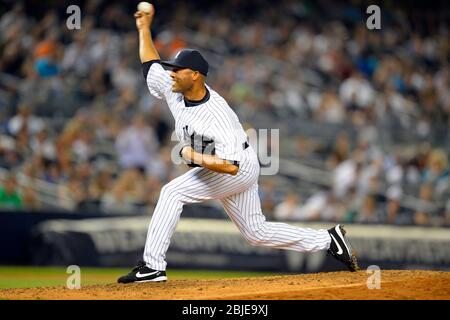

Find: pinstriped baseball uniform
<box><xmin>142</xmin><ymin>61</ymin><xmax>331</xmax><ymax>271</ymax></box>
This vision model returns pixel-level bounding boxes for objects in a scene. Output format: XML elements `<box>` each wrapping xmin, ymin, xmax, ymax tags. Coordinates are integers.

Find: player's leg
<box><xmin>143</xmin><ymin>161</ymin><xmax>259</xmax><ymax>272</ymax></box>
<box><xmin>220</xmin><ymin>183</ymin><xmax>332</xmax><ymax>252</ymax></box>
<box><xmin>220</xmin><ymin>183</ymin><xmax>359</xmax><ymax>271</ymax></box>
<box><xmin>119</xmin><ymin>167</ymin><xmax>222</xmax><ymax>283</ymax></box>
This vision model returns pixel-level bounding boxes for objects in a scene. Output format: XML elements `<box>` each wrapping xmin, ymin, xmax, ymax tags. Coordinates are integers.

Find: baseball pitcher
<box><xmin>118</xmin><ymin>6</ymin><xmax>359</xmax><ymax>283</ymax></box>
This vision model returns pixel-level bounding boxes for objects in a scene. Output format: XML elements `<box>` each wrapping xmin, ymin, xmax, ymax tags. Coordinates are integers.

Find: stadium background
<box><xmin>0</xmin><ymin>0</ymin><xmax>449</xmax><ymax>291</ymax></box>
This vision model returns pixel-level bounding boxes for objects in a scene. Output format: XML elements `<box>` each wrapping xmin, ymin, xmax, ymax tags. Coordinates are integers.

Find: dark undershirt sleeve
<box><xmin>142</xmin><ymin>59</ymin><xmax>161</xmax><ymax>80</ymax></box>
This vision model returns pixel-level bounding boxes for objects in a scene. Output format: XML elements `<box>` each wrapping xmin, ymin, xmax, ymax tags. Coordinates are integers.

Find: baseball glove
<box><xmin>180</xmin><ymin>132</ymin><xmax>215</xmax><ymax>167</ymax></box>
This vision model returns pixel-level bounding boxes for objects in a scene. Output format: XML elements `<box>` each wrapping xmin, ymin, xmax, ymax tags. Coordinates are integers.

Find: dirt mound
<box><xmin>1</xmin><ymin>270</ymin><xmax>449</xmax><ymax>300</ymax></box>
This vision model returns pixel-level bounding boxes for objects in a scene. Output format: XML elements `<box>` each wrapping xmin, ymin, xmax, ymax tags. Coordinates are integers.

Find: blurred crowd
<box><xmin>271</xmin><ymin>134</ymin><xmax>450</xmax><ymax>227</ymax></box>
<box><xmin>0</xmin><ymin>0</ymin><xmax>449</xmax><ymax>226</ymax></box>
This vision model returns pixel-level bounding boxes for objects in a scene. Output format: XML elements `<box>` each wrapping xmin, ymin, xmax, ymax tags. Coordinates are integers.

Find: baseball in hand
<box><xmin>137</xmin><ymin>2</ymin><xmax>153</xmax><ymax>14</ymax></box>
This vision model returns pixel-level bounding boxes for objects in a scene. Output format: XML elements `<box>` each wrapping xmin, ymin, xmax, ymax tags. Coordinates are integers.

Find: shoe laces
<box><xmin>132</xmin><ymin>260</ymin><xmax>147</xmax><ymax>272</ymax></box>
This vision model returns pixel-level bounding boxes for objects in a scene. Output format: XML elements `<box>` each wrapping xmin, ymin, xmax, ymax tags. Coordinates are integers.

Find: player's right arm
<box><xmin>135</xmin><ymin>7</ymin><xmax>159</xmax><ymax>62</ymax></box>
<box><xmin>135</xmin><ymin>7</ymin><xmax>175</xmax><ymax>101</ymax></box>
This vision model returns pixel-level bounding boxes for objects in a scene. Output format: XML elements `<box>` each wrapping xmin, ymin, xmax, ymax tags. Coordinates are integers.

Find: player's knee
<box><xmin>245</xmin><ymin>235</ymin><xmax>262</xmax><ymax>246</ymax></box>
<box><xmin>245</xmin><ymin>234</ymin><xmax>266</xmax><ymax>246</ymax></box>
<box><xmin>244</xmin><ymin>228</ymin><xmax>267</xmax><ymax>246</ymax></box>
<box><xmin>159</xmin><ymin>183</ymin><xmax>178</xmax><ymax>200</ymax></box>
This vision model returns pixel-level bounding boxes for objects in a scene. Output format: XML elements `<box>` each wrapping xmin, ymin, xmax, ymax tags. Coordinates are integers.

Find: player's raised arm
<box><xmin>134</xmin><ymin>5</ymin><xmax>159</xmax><ymax>62</ymax></box>
<box><xmin>135</xmin><ymin>5</ymin><xmax>177</xmax><ymax>102</ymax></box>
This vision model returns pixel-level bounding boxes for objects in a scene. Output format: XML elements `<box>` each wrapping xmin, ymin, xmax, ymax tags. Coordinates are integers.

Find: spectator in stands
<box><xmin>0</xmin><ymin>135</ymin><xmax>22</xmax><ymax>170</ymax></box>
<box><xmin>355</xmin><ymin>195</ymin><xmax>382</xmax><ymax>224</ymax></box>
<box><xmin>339</xmin><ymin>71</ymin><xmax>375</xmax><ymax>110</ymax></box>
<box><xmin>34</xmin><ymin>39</ymin><xmax>60</xmax><ymax>78</ymax></box>
<box><xmin>21</xmin><ymin>185</ymin><xmax>41</xmax><ymax>209</ymax></box>
<box><xmin>7</xmin><ymin>105</ymin><xmax>44</xmax><ymax>137</ymax></box>
<box><xmin>61</xmin><ymin>31</ymin><xmax>90</xmax><ymax>75</ymax></box>
<box><xmin>42</xmin><ymin>160</ymin><xmax>62</xmax><ymax>184</ymax></box>
<box><xmin>421</xmin><ymin>149</ymin><xmax>449</xmax><ymax>197</ymax></box>
<box><xmin>0</xmin><ymin>174</ymin><xmax>23</xmax><ymax>209</ymax></box>
<box><xmin>115</xmin><ymin>113</ymin><xmax>160</xmax><ymax>174</ymax></box>
<box><xmin>30</xmin><ymin>128</ymin><xmax>57</xmax><ymax>162</ymax></box>
<box><xmin>58</xmin><ymin>174</ymin><xmax>87</xmax><ymax>210</ymax></box>
<box><xmin>291</xmin><ymin>190</ymin><xmax>346</xmax><ymax>222</ymax></box>
<box><xmin>71</xmin><ymin>128</ymin><xmax>94</xmax><ymax>162</ymax></box>
<box><xmin>273</xmin><ymin>192</ymin><xmax>302</xmax><ymax>221</ymax></box>
<box><xmin>315</xmin><ymin>88</ymin><xmax>346</xmax><ymax>123</ymax></box>
<box><xmin>414</xmin><ymin>184</ymin><xmax>439</xmax><ymax>226</ymax></box>
<box><xmin>332</xmin><ymin>151</ymin><xmax>361</xmax><ymax>199</ymax></box>
<box><xmin>383</xmin><ymin>185</ymin><xmax>403</xmax><ymax>224</ymax></box>
<box><xmin>88</xmin><ymin>166</ymin><xmax>114</xmax><ymax>205</ymax></box>
<box><xmin>101</xmin><ymin>168</ymin><xmax>147</xmax><ymax>214</ymax></box>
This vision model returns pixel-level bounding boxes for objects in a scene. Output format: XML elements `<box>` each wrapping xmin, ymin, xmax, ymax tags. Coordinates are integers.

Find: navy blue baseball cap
<box><xmin>161</xmin><ymin>49</ymin><xmax>209</xmax><ymax>76</ymax></box>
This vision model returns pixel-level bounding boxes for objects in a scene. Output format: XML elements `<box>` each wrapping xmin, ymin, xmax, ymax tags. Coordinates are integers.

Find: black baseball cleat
<box><xmin>327</xmin><ymin>225</ymin><xmax>360</xmax><ymax>272</ymax></box>
<box><xmin>118</xmin><ymin>261</ymin><xmax>167</xmax><ymax>283</ymax></box>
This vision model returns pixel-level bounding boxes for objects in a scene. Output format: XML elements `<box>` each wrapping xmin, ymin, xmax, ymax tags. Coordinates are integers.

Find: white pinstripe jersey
<box><xmin>145</xmin><ymin>61</ymin><xmax>249</xmax><ymax>162</ymax></box>
<box><xmin>140</xmin><ymin>62</ymin><xmax>334</xmax><ymax>273</ymax></box>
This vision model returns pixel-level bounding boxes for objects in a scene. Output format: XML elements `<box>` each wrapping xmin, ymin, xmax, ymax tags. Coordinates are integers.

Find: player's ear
<box><xmin>192</xmin><ymin>71</ymin><xmax>200</xmax><ymax>81</ymax></box>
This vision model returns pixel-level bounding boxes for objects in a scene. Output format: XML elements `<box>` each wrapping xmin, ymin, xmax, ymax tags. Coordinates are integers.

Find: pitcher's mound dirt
<box><xmin>1</xmin><ymin>270</ymin><xmax>449</xmax><ymax>300</ymax></box>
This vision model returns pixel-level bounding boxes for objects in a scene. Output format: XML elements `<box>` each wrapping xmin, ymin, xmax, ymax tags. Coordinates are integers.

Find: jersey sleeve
<box><xmin>142</xmin><ymin>60</ymin><xmax>176</xmax><ymax>101</ymax></box>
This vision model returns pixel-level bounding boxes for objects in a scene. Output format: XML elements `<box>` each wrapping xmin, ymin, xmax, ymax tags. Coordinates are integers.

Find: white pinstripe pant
<box><xmin>143</xmin><ymin>146</ymin><xmax>331</xmax><ymax>271</ymax></box>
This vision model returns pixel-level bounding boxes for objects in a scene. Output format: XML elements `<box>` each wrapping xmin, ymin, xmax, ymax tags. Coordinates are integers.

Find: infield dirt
<box><xmin>1</xmin><ymin>270</ymin><xmax>449</xmax><ymax>300</ymax></box>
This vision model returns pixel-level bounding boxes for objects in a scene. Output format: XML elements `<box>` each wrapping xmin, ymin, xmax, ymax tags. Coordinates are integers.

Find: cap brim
<box><xmin>160</xmin><ymin>60</ymin><xmax>186</xmax><ymax>69</ymax></box>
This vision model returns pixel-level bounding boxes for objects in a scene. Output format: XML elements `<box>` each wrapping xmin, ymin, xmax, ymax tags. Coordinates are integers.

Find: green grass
<box><xmin>0</xmin><ymin>266</ymin><xmax>277</xmax><ymax>289</ymax></box>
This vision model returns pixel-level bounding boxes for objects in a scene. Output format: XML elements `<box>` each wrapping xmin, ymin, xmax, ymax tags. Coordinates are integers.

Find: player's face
<box><xmin>170</xmin><ymin>68</ymin><xmax>195</xmax><ymax>93</ymax></box>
